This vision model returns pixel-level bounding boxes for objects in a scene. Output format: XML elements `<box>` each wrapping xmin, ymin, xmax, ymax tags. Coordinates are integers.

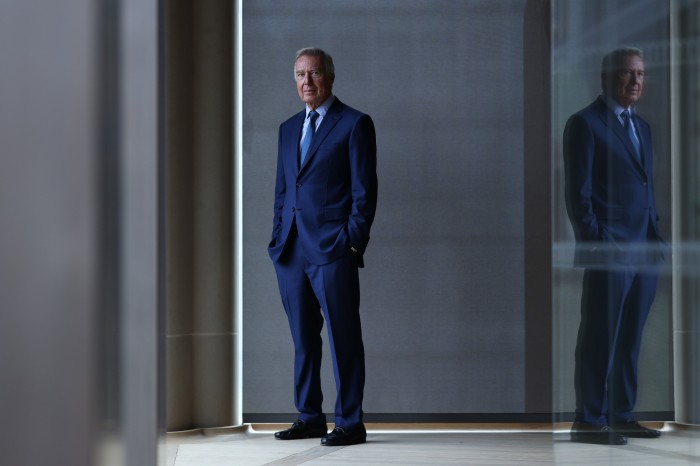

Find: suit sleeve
<box><xmin>563</xmin><ymin>114</ymin><xmax>602</xmax><ymax>242</ymax></box>
<box><xmin>270</xmin><ymin>125</ymin><xmax>286</xmax><ymax>243</ymax></box>
<box><xmin>347</xmin><ymin>114</ymin><xmax>378</xmax><ymax>254</ymax></box>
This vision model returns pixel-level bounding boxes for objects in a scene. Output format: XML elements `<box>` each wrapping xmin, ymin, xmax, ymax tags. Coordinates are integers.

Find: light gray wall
<box><xmin>243</xmin><ymin>0</ymin><xmax>551</xmax><ymax>419</ymax></box>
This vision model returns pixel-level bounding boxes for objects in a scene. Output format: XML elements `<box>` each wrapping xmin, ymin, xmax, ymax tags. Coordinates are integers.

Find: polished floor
<box><xmin>165</xmin><ymin>423</ymin><xmax>700</xmax><ymax>466</ymax></box>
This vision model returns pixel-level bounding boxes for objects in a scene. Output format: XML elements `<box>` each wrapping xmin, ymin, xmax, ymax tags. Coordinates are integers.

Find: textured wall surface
<box><xmin>243</xmin><ymin>0</ymin><xmax>537</xmax><ymax>419</ymax></box>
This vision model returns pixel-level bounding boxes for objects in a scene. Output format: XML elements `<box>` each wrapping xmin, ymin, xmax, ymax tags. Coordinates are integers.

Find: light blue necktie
<box><xmin>621</xmin><ymin>110</ymin><xmax>641</xmax><ymax>160</ymax></box>
<box><xmin>300</xmin><ymin>110</ymin><xmax>319</xmax><ymax>165</ymax></box>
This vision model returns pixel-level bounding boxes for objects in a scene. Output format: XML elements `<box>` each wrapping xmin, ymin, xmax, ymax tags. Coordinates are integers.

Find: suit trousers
<box><xmin>273</xmin><ymin>230</ymin><xmax>365</xmax><ymax>428</ymax></box>
<box><xmin>574</xmin><ymin>265</ymin><xmax>659</xmax><ymax>426</ymax></box>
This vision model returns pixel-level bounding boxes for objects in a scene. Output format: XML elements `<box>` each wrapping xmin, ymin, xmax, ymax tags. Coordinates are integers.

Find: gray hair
<box><xmin>601</xmin><ymin>47</ymin><xmax>644</xmax><ymax>75</ymax></box>
<box><xmin>295</xmin><ymin>47</ymin><xmax>335</xmax><ymax>76</ymax></box>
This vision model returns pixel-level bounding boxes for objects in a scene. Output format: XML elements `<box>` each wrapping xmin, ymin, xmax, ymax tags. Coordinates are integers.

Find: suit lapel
<box><xmin>596</xmin><ymin>99</ymin><xmax>646</xmax><ymax>178</ymax></box>
<box><xmin>299</xmin><ymin>99</ymin><xmax>344</xmax><ymax>174</ymax></box>
<box><xmin>634</xmin><ymin>115</ymin><xmax>652</xmax><ymax>173</ymax></box>
<box><xmin>288</xmin><ymin>111</ymin><xmax>305</xmax><ymax>175</ymax></box>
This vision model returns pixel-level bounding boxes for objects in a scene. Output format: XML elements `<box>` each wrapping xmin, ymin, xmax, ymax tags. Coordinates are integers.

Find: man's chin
<box><xmin>620</xmin><ymin>97</ymin><xmax>639</xmax><ymax>107</ymax></box>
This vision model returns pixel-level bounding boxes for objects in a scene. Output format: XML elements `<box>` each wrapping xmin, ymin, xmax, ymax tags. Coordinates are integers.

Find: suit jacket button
<box><xmin>643</xmin><ymin>182</ymin><xmax>648</xmax><ymax>186</ymax></box>
<box><xmin>296</xmin><ymin>183</ymin><xmax>302</xmax><ymax>188</ymax></box>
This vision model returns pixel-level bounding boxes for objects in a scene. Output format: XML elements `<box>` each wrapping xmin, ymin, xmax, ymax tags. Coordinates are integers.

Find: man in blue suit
<box><xmin>268</xmin><ymin>47</ymin><xmax>377</xmax><ymax>446</ymax></box>
<box><xmin>564</xmin><ymin>48</ymin><xmax>665</xmax><ymax>445</ymax></box>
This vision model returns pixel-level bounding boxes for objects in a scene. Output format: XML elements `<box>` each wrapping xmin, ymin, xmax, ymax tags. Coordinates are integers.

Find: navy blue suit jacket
<box><xmin>268</xmin><ymin>97</ymin><xmax>378</xmax><ymax>267</ymax></box>
<box><xmin>564</xmin><ymin>97</ymin><xmax>663</xmax><ymax>266</ymax></box>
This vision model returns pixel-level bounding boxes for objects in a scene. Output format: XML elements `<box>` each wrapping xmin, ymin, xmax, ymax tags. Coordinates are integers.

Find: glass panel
<box><xmin>553</xmin><ymin>0</ymin><xmax>700</xmax><ymax>461</ymax></box>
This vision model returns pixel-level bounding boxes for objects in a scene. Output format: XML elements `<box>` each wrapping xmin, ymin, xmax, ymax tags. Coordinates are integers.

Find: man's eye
<box><xmin>620</xmin><ymin>69</ymin><xmax>644</xmax><ymax>79</ymax></box>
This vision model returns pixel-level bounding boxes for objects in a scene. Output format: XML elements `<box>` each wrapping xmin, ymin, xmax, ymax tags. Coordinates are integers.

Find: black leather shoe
<box><xmin>612</xmin><ymin>421</ymin><xmax>661</xmax><ymax>438</ymax></box>
<box><xmin>570</xmin><ymin>422</ymin><xmax>627</xmax><ymax>445</ymax></box>
<box><xmin>274</xmin><ymin>420</ymin><xmax>328</xmax><ymax>440</ymax></box>
<box><xmin>321</xmin><ymin>424</ymin><xmax>367</xmax><ymax>446</ymax></box>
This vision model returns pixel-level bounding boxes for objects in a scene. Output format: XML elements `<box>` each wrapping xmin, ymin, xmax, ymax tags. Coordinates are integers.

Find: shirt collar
<box><xmin>306</xmin><ymin>94</ymin><xmax>335</xmax><ymax>119</ymax></box>
<box><xmin>601</xmin><ymin>93</ymin><xmax>632</xmax><ymax>118</ymax></box>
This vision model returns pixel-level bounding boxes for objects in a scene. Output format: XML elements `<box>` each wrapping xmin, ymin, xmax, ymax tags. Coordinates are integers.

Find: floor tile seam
<box><xmin>622</xmin><ymin>443</ymin><xmax>700</xmax><ymax>464</ymax></box>
<box><xmin>260</xmin><ymin>445</ymin><xmax>347</xmax><ymax>466</ymax></box>
<box><xmin>171</xmin><ymin>445</ymin><xmax>179</xmax><ymax>466</ymax></box>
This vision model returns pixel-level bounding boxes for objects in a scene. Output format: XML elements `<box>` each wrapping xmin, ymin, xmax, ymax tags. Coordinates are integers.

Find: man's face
<box><xmin>295</xmin><ymin>54</ymin><xmax>334</xmax><ymax>110</ymax></box>
<box><xmin>606</xmin><ymin>54</ymin><xmax>645</xmax><ymax>108</ymax></box>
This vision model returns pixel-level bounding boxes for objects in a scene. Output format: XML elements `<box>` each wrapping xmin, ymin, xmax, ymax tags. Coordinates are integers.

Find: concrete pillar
<box><xmin>0</xmin><ymin>2</ymin><xmax>100</xmax><ymax>464</ymax></box>
<box><xmin>671</xmin><ymin>0</ymin><xmax>700</xmax><ymax>426</ymax></box>
<box><xmin>165</xmin><ymin>0</ymin><xmax>235</xmax><ymax>431</ymax></box>
<box><xmin>0</xmin><ymin>0</ymin><xmax>163</xmax><ymax>464</ymax></box>
<box><xmin>120</xmin><ymin>0</ymin><xmax>164</xmax><ymax>463</ymax></box>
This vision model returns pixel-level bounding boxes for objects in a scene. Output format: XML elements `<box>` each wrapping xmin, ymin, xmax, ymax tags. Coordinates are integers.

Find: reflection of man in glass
<box><xmin>564</xmin><ymin>48</ymin><xmax>665</xmax><ymax>445</ymax></box>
